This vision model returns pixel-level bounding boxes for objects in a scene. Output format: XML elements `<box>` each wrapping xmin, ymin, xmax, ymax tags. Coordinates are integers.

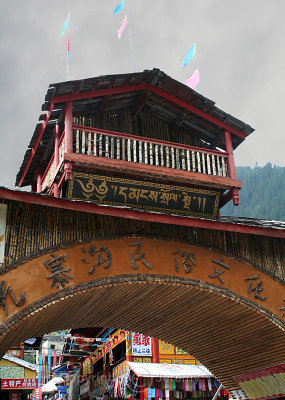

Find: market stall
<box><xmin>106</xmin><ymin>362</ymin><xmax>229</xmax><ymax>400</ymax></box>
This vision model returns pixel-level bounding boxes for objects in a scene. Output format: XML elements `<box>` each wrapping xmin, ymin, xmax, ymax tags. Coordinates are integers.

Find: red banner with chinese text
<box><xmin>1</xmin><ymin>378</ymin><xmax>38</xmax><ymax>390</ymax></box>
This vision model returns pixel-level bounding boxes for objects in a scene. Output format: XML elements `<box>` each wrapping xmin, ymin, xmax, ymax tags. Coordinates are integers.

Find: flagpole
<box><xmin>125</xmin><ymin>1</ymin><xmax>135</xmax><ymax>72</ymax></box>
<box><xmin>61</xmin><ymin>9</ymin><xmax>71</xmax><ymax>80</ymax></box>
<box><xmin>67</xmin><ymin>27</ymin><xmax>70</xmax><ymax>80</ymax></box>
<box><xmin>67</xmin><ymin>9</ymin><xmax>70</xmax><ymax>80</ymax></box>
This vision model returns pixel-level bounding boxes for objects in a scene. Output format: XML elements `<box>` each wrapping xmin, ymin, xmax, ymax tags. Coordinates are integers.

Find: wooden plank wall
<box><xmin>73</xmin><ymin>109</ymin><xmax>205</xmax><ymax>148</ymax></box>
<box><xmin>1</xmin><ymin>199</ymin><xmax>284</xmax><ymax>282</ymax></box>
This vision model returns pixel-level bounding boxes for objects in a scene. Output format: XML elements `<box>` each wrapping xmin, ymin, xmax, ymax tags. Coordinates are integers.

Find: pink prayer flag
<box><xmin>117</xmin><ymin>16</ymin><xmax>128</xmax><ymax>39</ymax></box>
<box><xmin>185</xmin><ymin>68</ymin><xmax>200</xmax><ymax>89</ymax></box>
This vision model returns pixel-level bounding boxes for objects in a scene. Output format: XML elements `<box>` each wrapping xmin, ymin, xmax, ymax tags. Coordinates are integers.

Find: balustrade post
<box><xmin>64</xmin><ymin>101</ymin><xmax>73</xmax><ymax>180</ymax></box>
<box><xmin>224</xmin><ymin>130</ymin><xmax>239</xmax><ymax>205</ymax></box>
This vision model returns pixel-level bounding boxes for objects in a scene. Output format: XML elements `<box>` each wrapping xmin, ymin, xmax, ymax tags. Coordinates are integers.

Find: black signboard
<box><xmin>67</xmin><ymin>172</ymin><xmax>220</xmax><ymax>218</ymax></box>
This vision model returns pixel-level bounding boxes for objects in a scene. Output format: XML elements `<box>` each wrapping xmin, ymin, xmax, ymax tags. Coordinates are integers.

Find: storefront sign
<box><xmin>35</xmin><ymin>388</ymin><xmax>42</xmax><ymax>399</ymax></box>
<box><xmin>233</xmin><ymin>363</ymin><xmax>285</xmax><ymax>399</ymax></box>
<box><xmin>113</xmin><ymin>360</ymin><xmax>127</xmax><ymax>378</ymax></box>
<box><xmin>131</xmin><ymin>333</ymin><xmax>152</xmax><ymax>356</ymax></box>
<box><xmin>6</xmin><ymin>349</ymin><xmax>22</xmax><ymax>358</ymax></box>
<box><xmin>1</xmin><ymin>378</ymin><xmax>37</xmax><ymax>390</ymax></box>
<box><xmin>67</xmin><ymin>172</ymin><xmax>220</xmax><ymax>219</ymax></box>
<box><xmin>0</xmin><ymin>366</ymin><xmax>24</xmax><ymax>379</ymax></box>
<box><xmin>0</xmin><ymin>203</ymin><xmax>7</xmax><ymax>266</ymax></box>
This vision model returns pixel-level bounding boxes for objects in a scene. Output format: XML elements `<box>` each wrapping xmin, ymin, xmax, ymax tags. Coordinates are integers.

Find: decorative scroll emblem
<box><xmin>67</xmin><ymin>172</ymin><xmax>220</xmax><ymax>218</ymax></box>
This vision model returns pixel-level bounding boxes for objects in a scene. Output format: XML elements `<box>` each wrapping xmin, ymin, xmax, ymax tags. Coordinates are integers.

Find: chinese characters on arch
<box><xmin>35</xmin><ymin>241</ymin><xmax>285</xmax><ymax>323</ymax></box>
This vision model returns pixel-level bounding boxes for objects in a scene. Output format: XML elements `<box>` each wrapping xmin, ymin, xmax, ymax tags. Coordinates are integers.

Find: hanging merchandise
<box><xmin>182</xmin><ymin>41</ymin><xmax>196</xmax><ymax>68</ymax></box>
<box><xmin>118</xmin><ymin>16</ymin><xmax>128</xmax><ymax>39</ymax></box>
<box><xmin>113</xmin><ymin>0</ymin><xmax>124</xmax><ymax>15</ymax></box>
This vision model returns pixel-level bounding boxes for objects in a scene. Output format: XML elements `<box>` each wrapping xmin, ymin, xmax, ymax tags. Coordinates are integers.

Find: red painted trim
<box><xmin>41</xmin><ymin>154</ymin><xmax>55</xmax><ymax>185</ymax></box>
<box><xmin>54</xmin><ymin>124</ymin><xmax>60</xmax><ymax>167</ymax></box>
<box><xmin>51</xmin><ymin>83</ymin><xmax>245</xmax><ymax>139</ymax></box>
<box><xmin>52</xmin><ymin>84</ymin><xmax>147</xmax><ymax>104</ymax></box>
<box><xmin>59</xmin><ymin>130</ymin><xmax>65</xmax><ymax>147</ymax></box>
<box><xmin>139</xmin><ymin>377</ymin><xmax>144</xmax><ymax>400</ymax></box>
<box><xmin>224</xmin><ymin>131</ymin><xmax>239</xmax><ymax>205</ymax></box>
<box><xmin>18</xmin><ymin>102</ymin><xmax>54</xmax><ymax>187</ymax></box>
<box><xmin>64</xmin><ymin>152</ymin><xmax>242</xmax><ymax>190</ymax></box>
<box><xmin>151</xmin><ymin>338</ymin><xmax>159</xmax><ymax>363</ymax></box>
<box><xmin>72</xmin><ymin>125</ymin><xmax>227</xmax><ymax>157</ymax></box>
<box><xmin>0</xmin><ymin>187</ymin><xmax>283</xmax><ymax>238</ymax></box>
<box><xmin>41</xmin><ymin>131</ymin><xmax>65</xmax><ymax>188</ymax></box>
<box><xmin>57</xmin><ymin>171</ymin><xmax>65</xmax><ymax>188</ymax></box>
<box><xmin>65</xmin><ymin>102</ymin><xmax>73</xmax><ymax>153</ymax></box>
<box><xmin>224</xmin><ymin>131</ymin><xmax>237</xmax><ymax>180</ymax></box>
<box><xmin>53</xmin><ymin>183</ymin><xmax>59</xmax><ymax>198</ymax></box>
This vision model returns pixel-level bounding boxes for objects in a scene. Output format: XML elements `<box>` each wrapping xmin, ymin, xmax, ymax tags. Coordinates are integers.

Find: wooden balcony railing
<box><xmin>73</xmin><ymin>125</ymin><xmax>229</xmax><ymax>178</ymax></box>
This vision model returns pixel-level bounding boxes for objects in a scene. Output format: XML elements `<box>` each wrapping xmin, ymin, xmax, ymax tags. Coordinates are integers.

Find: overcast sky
<box><xmin>0</xmin><ymin>0</ymin><xmax>284</xmax><ymax>188</ymax></box>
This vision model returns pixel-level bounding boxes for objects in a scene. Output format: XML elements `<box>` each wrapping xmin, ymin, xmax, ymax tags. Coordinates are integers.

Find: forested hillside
<box><xmin>221</xmin><ymin>163</ymin><xmax>285</xmax><ymax>221</ymax></box>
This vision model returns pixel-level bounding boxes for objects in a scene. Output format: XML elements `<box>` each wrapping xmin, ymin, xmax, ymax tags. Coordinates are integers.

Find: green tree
<box><xmin>221</xmin><ymin>164</ymin><xmax>285</xmax><ymax>221</ymax></box>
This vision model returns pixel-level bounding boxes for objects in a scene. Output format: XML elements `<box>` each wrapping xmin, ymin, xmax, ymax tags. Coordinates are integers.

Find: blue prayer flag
<box><xmin>61</xmin><ymin>10</ymin><xmax>70</xmax><ymax>37</ymax></box>
<box><xmin>182</xmin><ymin>41</ymin><xmax>196</xmax><ymax>68</ymax></box>
<box><xmin>113</xmin><ymin>0</ymin><xmax>124</xmax><ymax>15</ymax></box>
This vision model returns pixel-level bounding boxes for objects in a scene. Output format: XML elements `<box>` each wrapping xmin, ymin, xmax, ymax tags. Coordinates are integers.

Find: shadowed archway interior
<box><xmin>1</xmin><ymin>275</ymin><xmax>284</xmax><ymax>392</ymax></box>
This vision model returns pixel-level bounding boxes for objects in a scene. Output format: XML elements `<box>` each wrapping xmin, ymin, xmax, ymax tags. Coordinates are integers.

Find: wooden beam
<box><xmin>64</xmin><ymin>152</ymin><xmax>242</xmax><ymax>190</ymax></box>
<box><xmin>52</xmin><ymin>83</ymin><xmax>147</xmax><ymax>104</ymax></box>
<box><xmin>210</xmin><ymin>133</ymin><xmax>225</xmax><ymax>149</ymax></box>
<box><xmin>18</xmin><ymin>102</ymin><xmax>54</xmax><ymax>187</ymax></box>
<box><xmin>132</xmin><ymin>90</ymin><xmax>150</xmax><ymax>115</ymax></box>
<box><xmin>96</xmin><ymin>95</ymin><xmax>111</xmax><ymax>120</ymax></box>
<box><xmin>220</xmin><ymin>189</ymin><xmax>234</xmax><ymax>208</ymax></box>
<box><xmin>51</xmin><ymin>83</ymin><xmax>246</xmax><ymax>139</ymax></box>
<box><xmin>0</xmin><ymin>187</ymin><xmax>284</xmax><ymax>238</ymax></box>
<box><xmin>146</xmin><ymin>85</ymin><xmax>246</xmax><ymax>140</ymax></box>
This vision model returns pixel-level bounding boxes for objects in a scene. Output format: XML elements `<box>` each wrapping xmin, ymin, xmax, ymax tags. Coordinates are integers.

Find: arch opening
<box><xmin>1</xmin><ymin>275</ymin><xmax>284</xmax><ymax>392</ymax></box>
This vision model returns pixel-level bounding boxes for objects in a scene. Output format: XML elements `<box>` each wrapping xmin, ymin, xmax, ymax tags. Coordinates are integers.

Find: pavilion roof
<box><xmin>16</xmin><ymin>68</ymin><xmax>254</xmax><ymax>187</ymax></box>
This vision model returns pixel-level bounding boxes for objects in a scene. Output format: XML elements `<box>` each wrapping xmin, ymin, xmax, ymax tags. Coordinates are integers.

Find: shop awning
<box><xmin>127</xmin><ymin>362</ymin><xmax>213</xmax><ymax>379</ymax></box>
<box><xmin>41</xmin><ymin>376</ymin><xmax>64</xmax><ymax>393</ymax></box>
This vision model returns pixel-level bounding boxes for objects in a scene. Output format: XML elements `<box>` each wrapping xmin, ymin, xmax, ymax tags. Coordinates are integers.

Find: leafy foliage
<box><xmin>221</xmin><ymin>163</ymin><xmax>285</xmax><ymax>221</ymax></box>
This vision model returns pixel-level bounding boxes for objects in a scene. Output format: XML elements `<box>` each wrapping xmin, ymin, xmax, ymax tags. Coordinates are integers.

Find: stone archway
<box><xmin>0</xmin><ymin>237</ymin><xmax>284</xmax><ymax>391</ymax></box>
